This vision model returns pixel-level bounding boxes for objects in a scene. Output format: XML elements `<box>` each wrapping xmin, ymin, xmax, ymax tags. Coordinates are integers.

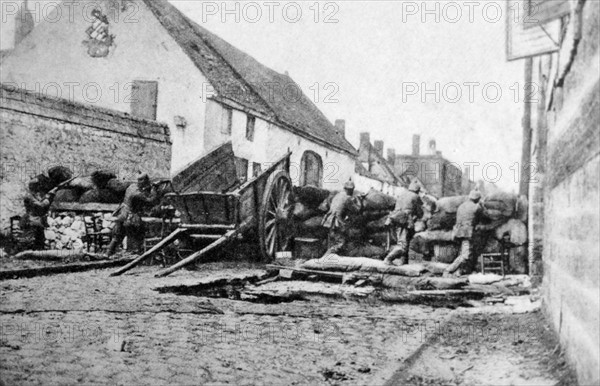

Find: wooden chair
<box><xmin>83</xmin><ymin>216</ymin><xmax>111</xmax><ymax>253</ymax></box>
<box><xmin>479</xmin><ymin>252</ymin><xmax>508</xmax><ymax>276</ymax></box>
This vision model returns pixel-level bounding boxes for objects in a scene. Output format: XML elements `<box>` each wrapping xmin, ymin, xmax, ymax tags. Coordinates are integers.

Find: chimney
<box><xmin>387</xmin><ymin>148</ymin><xmax>396</xmax><ymax>165</ymax></box>
<box><xmin>412</xmin><ymin>134</ymin><xmax>420</xmax><ymax>156</ymax></box>
<box><xmin>374</xmin><ymin>140</ymin><xmax>384</xmax><ymax>157</ymax></box>
<box><xmin>360</xmin><ymin>132</ymin><xmax>370</xmax><ymax>148</ymax></box>
<box><xmin>334</xmin><ymin>119</ymin><xmax>346</xmax><ymax>138</ymax></box>
<box><xmin>428</xmin><ymin>139</ymin><xmax>437</xmax><ymax>155</ymax></box>
<box><xmin>14</xmin><ymin>0</ymin><xmax>34</xmax><ymax>47</ymax></box>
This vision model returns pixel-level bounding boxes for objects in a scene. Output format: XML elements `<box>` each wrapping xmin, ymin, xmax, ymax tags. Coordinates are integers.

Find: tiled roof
<box><xmin>144</xmin><ymin>0</ymin><xmax>356</xmax><ymax>155</ymax></box>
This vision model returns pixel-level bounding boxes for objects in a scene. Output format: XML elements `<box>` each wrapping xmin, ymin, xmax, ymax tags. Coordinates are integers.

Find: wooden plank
<box><xmin>0</xmin><ymin>258</ymin><xmax>133</xmax><ymax>280</ymax></box>
<box><xmin>179</xmin><ymin>224</ymin><xmax>235</xmax><ymax>230</ymax></box>
<box><xmin>265</xmin><ymin>265</ymin><xmax>345</xmax><ymax>279</ymax></box>
<box><xmin>155</xmin><ymin>226</ymin><xmax>245</xmax><ymax>278</ymax></box>
<box><xmin>110</xmin><ymin>228</ymin><xmax>186</xmax><ymax>276</ymax></box>
<box><xmin>171</xmin><ymin>142</ymin><xmax>237</xmax><ymax>193</ymax></box>
<box><xmin>51</xmin><ymin>202</ymin><xmax>119</xmax><ymax>213</ymax></box>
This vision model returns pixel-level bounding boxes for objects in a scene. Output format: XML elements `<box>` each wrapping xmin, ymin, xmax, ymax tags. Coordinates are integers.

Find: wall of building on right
<box><xmin>531</xmin><ymin>1</ymin><xmax>599</xmax><ymax>384</ymax></box>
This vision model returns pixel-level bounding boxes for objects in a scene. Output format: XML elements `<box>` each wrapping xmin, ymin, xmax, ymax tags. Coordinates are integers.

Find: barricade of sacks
<box><xmin>41</xmin><ymin>166</ymin><xmax>133</xmax><ymax>205</ymax></box>
<box><xmin>413</xmin><ymin>192</ymin><xmax>529</xmax><ymax>273</ymax></box>
<box><xmin>44</xmin><ymin>213</ymin><xmax>114</xmax><ymax>250</ymax></box>
<box><xmin>291</xmin><ymin>185</ymin><xmax>529</xmax><ymax>274</ymax></box>
<box><xmin>292</xmin><ymin>186</ymin><xmax>400</xmax><ymax>259</ymax></box>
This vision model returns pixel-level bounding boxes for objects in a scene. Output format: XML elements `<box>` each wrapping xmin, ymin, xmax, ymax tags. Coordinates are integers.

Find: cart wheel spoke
<box><xmin>260</xmin><ymin>170</ymin><xmax>294</xmax><ymax>261</ymax></box>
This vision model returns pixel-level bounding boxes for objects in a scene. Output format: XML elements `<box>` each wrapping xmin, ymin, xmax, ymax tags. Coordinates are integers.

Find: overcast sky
<box><xmin>170</xmin><ymin>1</ymin><xmax>526</xmax><ymax>192</ymax></box>
<box><xmin>1</xmin><ymin>0</ymin><xmax>527</xmax><ymax>192</ymax></box>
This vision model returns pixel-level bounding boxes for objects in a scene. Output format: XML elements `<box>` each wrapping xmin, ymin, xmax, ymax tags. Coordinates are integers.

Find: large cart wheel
<box><xmin>259</xmin><ymin>170</ymin><xmax>294</xmax><ymax>261</ymax></box>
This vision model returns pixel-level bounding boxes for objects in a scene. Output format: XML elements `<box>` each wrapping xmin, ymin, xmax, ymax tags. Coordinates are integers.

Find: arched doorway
<box><xmin>300</xmin><ymin>151</ymin><xmax>323</xmax><ymax>187</ymax></box>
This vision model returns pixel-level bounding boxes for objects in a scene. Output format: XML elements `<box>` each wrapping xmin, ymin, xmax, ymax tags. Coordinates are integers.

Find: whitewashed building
<box><xmin>0</xmin><ymin>0</ymin><xmax>357</xmax><ymax>189</ymax></box>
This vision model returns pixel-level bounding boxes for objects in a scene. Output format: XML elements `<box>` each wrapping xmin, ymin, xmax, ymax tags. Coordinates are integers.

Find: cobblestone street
<box><xmin>1</xmin><ymin>262</ymin><xmax>576</xmax><ymax>385</ymax></box>
<box><xmin>0</xmin><ymin>263</ymin><xmax>454</xmax><ymax>385</ymax></box>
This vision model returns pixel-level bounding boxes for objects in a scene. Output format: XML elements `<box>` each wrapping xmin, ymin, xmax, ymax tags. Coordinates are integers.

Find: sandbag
<box><xmin>365</xmin><ymin>216</ymin><xmax>388</xmax><ymax>233</ymax></box>
<box><xmin>413</xmin><ymin>230</ymin><xmax>454</xmax><ymax>242</ymax></box>
<box><xmin>53</xmin><ymin>188</ymin><xmax>80</xmax><ymax>203</ymax></box>
<box><xmin>435</xmin><ymin>196</ymin><xmax>468</xmax><ymax>214</ymax></box>
<box><xmin>483</xmin><ymin>209</ymin><xmax>505</xmax><ymax>221</ymax></box>
<box><xmin>68</xmin><ymin>176</ymin><xmax>96</xmax><ymax>193</ymax></box>
<box><xmin>494</xmin><ymin>219</ymin><xmax>527</xmax><ymax>246</ymax></box>
<box><xmin>293</xmin><ymin>185</ymin><xmax>332</xmax><ymax>209</ymax></box>
<box><xmin>78</xmin><ymin>189</ymin><xmax>121</xmax><ymax>204</ymax></box>
<box><xmin>362</xmin><ymin>188</ymin><xmax>396</xmax><ymax>211</ymax></box>
<box><xmin>345</xmin><ymin>242</ymin><xmax>386</xmax><ymax>258</ymax></box>
<box><xmin>293</xmin><ymin>202</ymin><xmax>318</xmax><ymax>221</ymax></box>
<box><xmin>106</xmin><ymin>178</ymin><xmax>132</xmax><ymax>195</ymax></box>
<box><xmin>301</xmin><ymin>255</ymin><xmax>427</xmax><ymax>277</ymax></box>
<box><xmin>47</xmin><ymin>166</ymin><xmax>72</xmax><ymax>185</ymax></box>
<box><xmin>427</xmin><ymin>210</ymin><xmax>456</xmax><ymax>230</ymax></box>
<box><xmin>91</xmin><ymin>170</ymin><xmax>117</xmax><ymax>189</ymax></box>
<box><xmin>516</xmin><ymin>195</ymin><xmax>528</xmax><ymax>222</ymax></box>
<box><xmin>482</xmin><ymin>192</ymin><xmax>517</xmax><ymax>218</ymax></box>
<box><xmin>302</xmin><ymin>216</ymin><xmax>324</xmax><ymax>230</ymax></box>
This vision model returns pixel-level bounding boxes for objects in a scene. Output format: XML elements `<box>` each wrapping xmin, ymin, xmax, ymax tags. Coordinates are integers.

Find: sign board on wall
<box><xmin>506</xmin><ymin>0</ymin><xmax>563</xmax><ymax>61</ymax></box>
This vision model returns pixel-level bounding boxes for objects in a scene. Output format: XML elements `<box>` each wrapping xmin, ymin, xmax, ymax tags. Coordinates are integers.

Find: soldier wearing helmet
<box><xmin>106</xmin><ymin>172</ymin><xmax>159</xmax><ymax>257</ymax></box>
<box><xmin>321</xmin><ymin>179</ymin><xmax>362</xmax><ymax>255</ymax></box>
<box><xmin>444</xmin><ymin>189</ymin><xmax>484</xmax><ymax>277</ymax></box>
<box><xmin>383</xmin><ymin>180</ymin><xmax>424</xmax><ymax>265</ymax></box>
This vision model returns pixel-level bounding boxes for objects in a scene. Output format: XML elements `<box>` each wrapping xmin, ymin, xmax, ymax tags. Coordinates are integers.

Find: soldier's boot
<box><xmin>384</xmin><ymin>245</ymin><xmax>404</xmax><ymax>265</ymax></box>
<box><xmin>105</xmin><ymin>238</ymin><xmax>120</xmax><ymax>258</ymax></box>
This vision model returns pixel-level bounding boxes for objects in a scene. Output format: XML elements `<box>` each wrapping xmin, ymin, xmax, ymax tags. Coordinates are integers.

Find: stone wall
<box><xmin>539</xmin><ymin>1</ymin><xmax>600</xmax><ymax>384</ymax></box>
<box><xmin>0</xmin><ymin>85</ymin><xmax>171</xmax><ymax>230</ymax></box>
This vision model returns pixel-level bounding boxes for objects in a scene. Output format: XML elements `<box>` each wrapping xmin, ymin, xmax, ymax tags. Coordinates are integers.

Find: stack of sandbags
<box><xmin>482</xmin><ymin>192</ymin><xmax>518</xmax><ymax>220</ymax></box>
<box><xmin>427</xmin><ymin>195</ymin><xmax>468</xmax><ymax>231</ymax></box>
<box><xmin>51</xmin><ymin>168</ymin><xmax>132</xmax><ymax>205</ymax></box>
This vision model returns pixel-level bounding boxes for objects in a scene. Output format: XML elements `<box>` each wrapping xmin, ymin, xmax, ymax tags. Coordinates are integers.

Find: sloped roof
<box><xmin>357</xmin><ymin>140</ymin><xmax>399</xmax><ymax>184</ymax></box>
<box><xmin>143</xmin><ymin>0</ymin><xmax>356</xmax><ymax>155</ymax></box>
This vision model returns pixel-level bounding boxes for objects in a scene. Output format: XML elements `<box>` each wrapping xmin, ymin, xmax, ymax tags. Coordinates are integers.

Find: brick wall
<box><xmin>540</xmin><ymin>1</ymin><xmax>600</xmax><ymax>384</ymax></box>
<box><xmin>0</xmin><ymin>85</ymin><xmax>172</xmax><ymax>230</ymax></box>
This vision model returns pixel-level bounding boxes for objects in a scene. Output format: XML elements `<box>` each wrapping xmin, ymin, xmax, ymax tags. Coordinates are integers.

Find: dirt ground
<box><xmin>0</xmin><ymin>262</ymin><xmax>577</xmax><ymax>385</ymax></box>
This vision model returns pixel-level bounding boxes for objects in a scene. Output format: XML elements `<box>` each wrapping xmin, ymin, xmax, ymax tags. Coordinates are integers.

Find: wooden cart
<box><xmin>111</xmin><ymin>151</ymin><xmax>294</xmax><ymax>277</ymax></box>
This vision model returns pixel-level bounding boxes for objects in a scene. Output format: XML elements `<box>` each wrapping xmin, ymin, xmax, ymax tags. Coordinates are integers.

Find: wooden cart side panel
<box><xmin>166</xmin><ymin>194</ymin><xmax>237</xmax><ymax>225</ymax></box>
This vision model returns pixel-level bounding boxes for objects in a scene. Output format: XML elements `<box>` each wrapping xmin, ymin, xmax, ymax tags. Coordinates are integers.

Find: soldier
<box><xmin>20</xmin><ymin>177</ymin><xmax>58</xmax><ymax>250</ymax></box>
<box><xmin>443</xmin><ymin>189</ymin><xmax>483</xmax><ymax>277</ymax></box>
<box><xmin>321</xmin><ymin>180</ymin><xmax>362</xmax><ymax>256</ymax></box>
<box><xmin>383</xmin><ymin>181</ymin><xmax>423</xmax><ymax>265</ymax></box>
<box><xmin>106</xmin><ymin>172</ymin><xmax>159</xmax><ymax>257</ymax></box>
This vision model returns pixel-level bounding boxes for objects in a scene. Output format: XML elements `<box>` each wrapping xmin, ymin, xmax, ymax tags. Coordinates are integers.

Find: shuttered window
<box><xmin>246</xmin><ymin>115</ymin><xmax>255</xmax><ymax>141</ymax></box>
<box><xmin>221</xmin><ymin>107</ymin><xmax>233</xmax><ymax>135</ymax></box>
<box><xmin>131</xmin><ymin>80</ymin><xmax>158</xmax><ymax>120</ymax></box>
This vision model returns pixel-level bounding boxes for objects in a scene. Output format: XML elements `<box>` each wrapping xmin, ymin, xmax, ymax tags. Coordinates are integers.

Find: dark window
<box><xmin>252</xmin><ymin>162</ymin><xmax>262</xmax><ymax>177</ymax></box>
<box><xmin>235</xmin><ymin>157</ymin><xmax>248</xmax><ymax>182</ymax></box>
<box><xmin>131</xmin><ymin>80</ymin><xmax>158</xmax><ymax>120</ymax></box>
<box><xmin>300</xmin><ymin>151</ymin><xmax>323</xmax><ymax>187</ymax></box>
<box><xmin>246</xmin><ymin>115</ymin><xmax>256</xmax><ymax>141</ymax></box>
<box><xmin>221</xmin><ymin>107</ymin><xmax>233</xmax><ymax>135</ymax></box>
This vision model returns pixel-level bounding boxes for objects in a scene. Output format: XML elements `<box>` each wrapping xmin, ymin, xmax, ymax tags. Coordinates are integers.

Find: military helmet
<box><xmin>408</xmin><ymin>180</ymin><xmax>421</xmax><ymax>193</ymax></box>
<box><xmin>137</xmin><ymin>172</ymin><xmax>151</xmax><ymax>187</ymax></box>
<box><xmin>343</xmin><ymin>180</ymin><xmax>355</xmax><ymax>190</ymax></box>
